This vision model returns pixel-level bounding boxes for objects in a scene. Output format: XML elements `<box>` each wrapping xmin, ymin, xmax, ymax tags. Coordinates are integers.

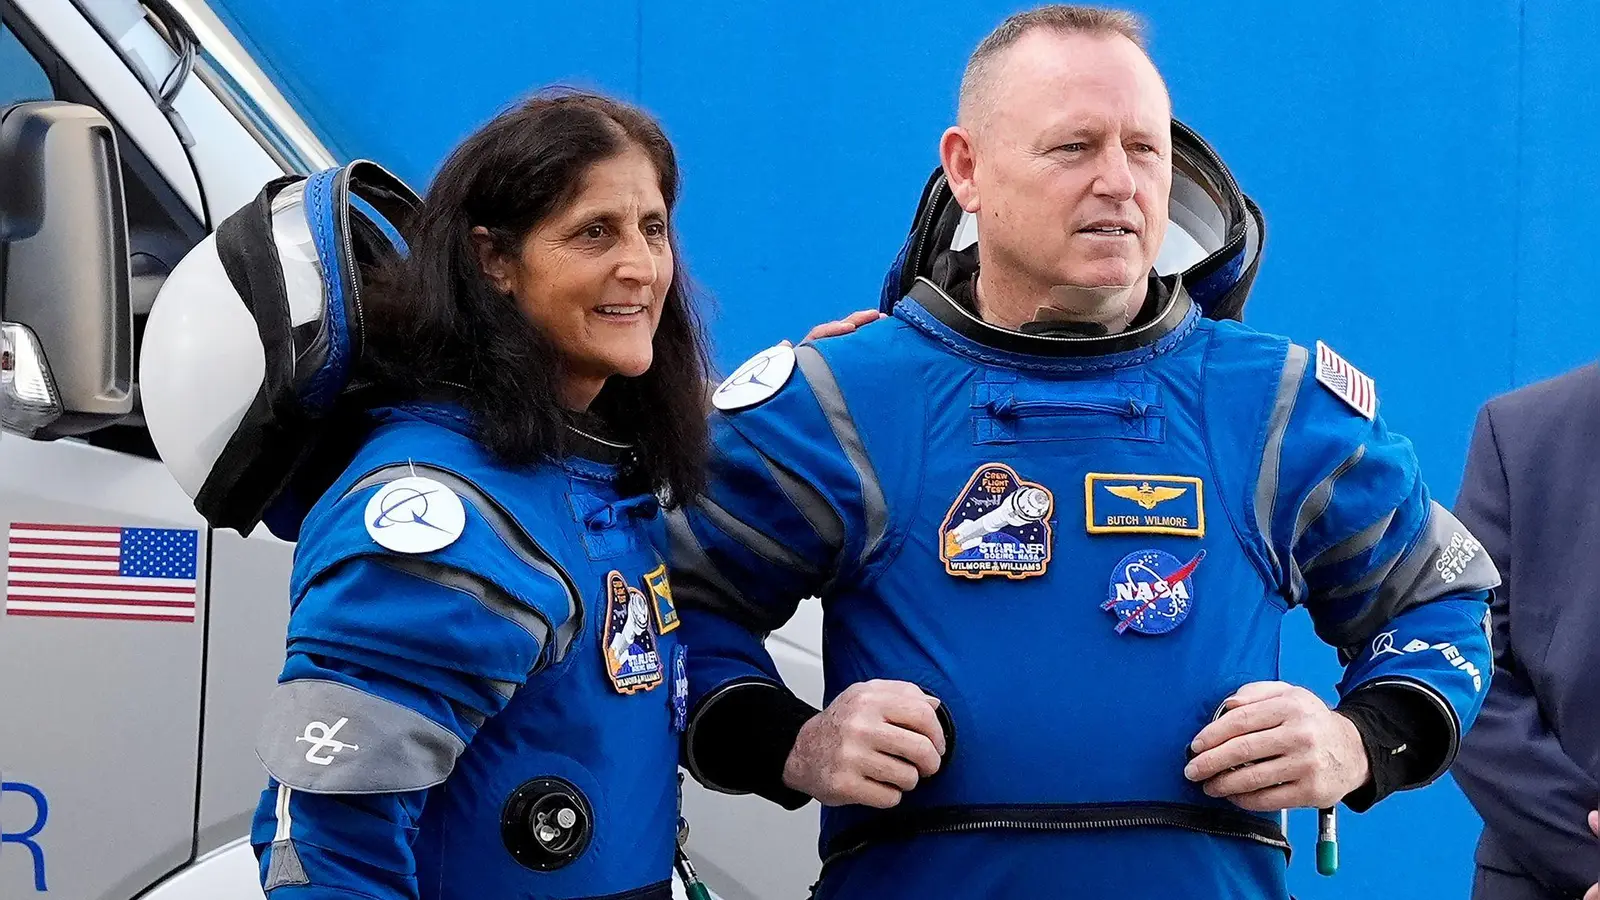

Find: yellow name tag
<box><xmin>1085</xmin><ymin>473</ymin><xmax>1205</xmax><ymax>537</ymax></box>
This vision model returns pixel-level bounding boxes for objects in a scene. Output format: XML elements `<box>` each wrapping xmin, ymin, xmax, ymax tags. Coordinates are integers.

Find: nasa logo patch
<box><xmin>712</xmin><ymin>344</ymin><xmax>796</xmax><ymax>411</ymax></box>
<box><xmin>363</xmin><ymin>476</ymin><xmax>466</xmax><ymax>554</ymax></box>
<box><xmin>1101</xmin><ymin>549</ymin><xmax>1206</xmax><ymax>635</ymax></box>
<box><xmin>670</xmin><ymin>644</ymin><xmax>688</xmax><ymax>732</ymax></box>
<box><xmin>601</xmin><ymin>571</ymin><xmax>663</xmax><ymax>694</ymax></box>
<box><xmin>939</xmin><ymin>462</ymin><xmax>1054</xmax><ymax>580</ymax></box>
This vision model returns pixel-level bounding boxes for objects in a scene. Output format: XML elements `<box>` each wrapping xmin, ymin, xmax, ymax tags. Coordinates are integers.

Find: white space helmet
<box><xmin>140</xmin><ymin>161</ymin><xmax>419</xmax><ymax>538</ymax></box>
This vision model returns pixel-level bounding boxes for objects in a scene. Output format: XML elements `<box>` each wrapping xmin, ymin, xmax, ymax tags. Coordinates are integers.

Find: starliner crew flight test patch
<box><xmin>602</xmin><ymin>570</ymin><xmax>663</xmax><ymax>694</ymax></box>
<box><xmin>940</xmin><ymin>463</ymin><xmax>1054</xmax><ymax>580</ymax></box>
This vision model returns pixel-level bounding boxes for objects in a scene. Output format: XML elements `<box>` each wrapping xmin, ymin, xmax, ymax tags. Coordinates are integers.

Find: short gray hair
<box><xmin>958</xmin><ymin>5</ymin><xmax>1149</xmax><ymax>127</ymax></box>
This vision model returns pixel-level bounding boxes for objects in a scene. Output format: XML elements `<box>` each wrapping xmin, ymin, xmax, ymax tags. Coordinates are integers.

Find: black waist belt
<box><xmin>820</xmin><ymin>802</ymin><xmax>1291</xmax><ymax>871</ymax></box>
<box><xmin>575</xmin><ymin>880</ymin><xmax>671</xmax><ymax>900</ymax></box>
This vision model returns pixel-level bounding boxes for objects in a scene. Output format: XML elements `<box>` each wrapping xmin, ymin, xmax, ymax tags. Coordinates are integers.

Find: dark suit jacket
<box><xmin>1454</xmin><ymin>362</ymin><xmax>1600</xmax><ymax>900</ymax></box>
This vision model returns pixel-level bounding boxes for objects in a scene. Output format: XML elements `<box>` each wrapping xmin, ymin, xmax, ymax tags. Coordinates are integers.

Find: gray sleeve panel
<box><xmin>697</xmin><ymin>494</ymin><xmax>820</xmax><ymax>578</ymax></box>
<box><xmin>373</xmin><ymin>555</ymin><xmax>556</xmax><ymax>673</ymax></box>
<box><xmin>256</xmin><ymin>679</ymin><xmax>466</xmax><ymax>795</ymax></box>
<box><xmin>1293</xmin><ymin>444</ymin><xmax>1367</xmax><ymax>546</ymax></box>
<box><xmin>1322</xmin><ymin>543</ymin><xmax>1407</xmax><ymax>604</ymax></box>
<box><xmin>451</xmin><ymin>702</ymin><xmax>488</xmax><ymax>732</ymax></box>
<box><xmin>1253</xmin><ymin>343</ymin><xmax>1309</xmax><ymax>584</ymax></box>
<box><xmin>347</xmin><ymin>463</ymin><xmax>582</xmax><ymax>664</ymax></box>
<box><xmin>1286</xmin><ymin>444</ymin><xmax>1369</xmax><ymax>603</ymax></box>
<box><xmin>263</xmin><ymin>840</ymin><xmax>309</xmax><ymax>890</ymax></box>
<box><xmin>757</xmin><ymin>448</ymin><xmax>846</xmax><ymax>552</ymax></box>
<box><xmin>1303</xmin><ymin>509</ymin><xmax>1396</xmax><ymax>577</ymax></box>
<box><xmin>1320</xmin><ymin>501</ymin><xmax>1502</xmax><ymax>648</ymax></box>
<box><xmin>665</xmin><ymin>508</ymin><xmax>790</xmax><ymax>634</ymax></box>
<box><xmin>485</xmin><ymin>678</ymin><xmax>518</xmax><ymax>701</ymax></box>
<box><xmin>793</xmin><ymin>344</ymin><xmax>889</xmax><ymax>568</ymax></box>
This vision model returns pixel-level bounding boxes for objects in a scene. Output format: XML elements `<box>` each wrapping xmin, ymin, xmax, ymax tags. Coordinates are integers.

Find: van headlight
<box><xmin>1</xmin><ymin>321</ymin><xmax>63</xmax><ymax>438</ymax></box>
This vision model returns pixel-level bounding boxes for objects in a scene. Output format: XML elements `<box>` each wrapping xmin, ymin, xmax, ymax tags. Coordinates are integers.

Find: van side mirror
<box><xmin>0</xmin><ymin>101</ymin><xmax>133</xmax><ymax>439</ymax></box>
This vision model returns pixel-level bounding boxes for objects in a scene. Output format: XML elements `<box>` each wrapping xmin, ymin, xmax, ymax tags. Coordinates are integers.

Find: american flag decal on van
<box><xmin>4</xmin><ymin>522</ymin><xmax>199</xmax><ymax>622</ymax></box>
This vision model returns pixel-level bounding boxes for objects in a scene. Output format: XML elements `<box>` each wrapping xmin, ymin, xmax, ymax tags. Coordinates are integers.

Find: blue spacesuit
<box><xmin>672</xmin><ymin>273</ymin><xmax>1499</xmax><ymax>898</ymax></box>
<box><xmin>251</xmin><ymin>403</ymin><xmax>685</xmax><ymax>900</ymax></box>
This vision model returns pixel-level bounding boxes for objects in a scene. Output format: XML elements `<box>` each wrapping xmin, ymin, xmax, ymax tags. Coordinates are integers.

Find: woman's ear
<box><xmin>471</xmin><ymin>226</ymin><xmax>513</xmax><ymax>294</ymax></box>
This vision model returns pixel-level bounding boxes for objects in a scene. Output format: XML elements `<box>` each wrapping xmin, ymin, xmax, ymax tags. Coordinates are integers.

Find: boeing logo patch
<box><xmin>364</xmin><ymin>475</ymin><xmax>465</xmax><ymax>554</ymax></box>
<box><xmin>1102</xmin><ymin>549</ymin><xmax>1205</xmax><ymax>635</ymax></box>
<box><xmin>1370</xmin><ymin>630</ymin><xmax>1404</xmax><ymax>658</ymax></box>
<box><xmin>712</xmin><ymin>344</ymin><xmax>796</xmax><ymax>411</ymax></box>
<box><xmin>1368</xmin><ymin>630</ymin><xmax>1484</xmax><ymax>692</ymax></box>
<box><xmin>1085</xmin><ymin>473</ymin><xmax>1204</xmax><ymax>537</ymax></box>
<box><xmin>940</xmin><ymin>463</ymin><xmax>1054</xmax><ymax>580</ymax></box>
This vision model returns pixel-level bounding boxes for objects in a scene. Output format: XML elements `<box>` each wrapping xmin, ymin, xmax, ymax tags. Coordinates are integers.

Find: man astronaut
<box><xmin>669</xmin><ymin>6</ymin><xmax>1499</xmax><ymax>898</ymax></box>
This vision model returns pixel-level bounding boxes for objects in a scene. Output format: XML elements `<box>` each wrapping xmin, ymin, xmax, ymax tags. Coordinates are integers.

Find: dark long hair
<box><xmin>361</xmin><ymin>89</ymin><xmax>712</xmax><ymax>504</ymax></box>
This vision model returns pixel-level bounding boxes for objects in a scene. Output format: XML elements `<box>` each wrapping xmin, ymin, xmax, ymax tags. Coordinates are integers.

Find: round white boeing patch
<box><xmin>712</xmin><ymin>343</ymin><xmax>796</xmax><ymax>411</ymax></box>
<box><xmin>364</xmin><ymin>476</ymin><xmax>466</xmax><ymax>554</ymax></box>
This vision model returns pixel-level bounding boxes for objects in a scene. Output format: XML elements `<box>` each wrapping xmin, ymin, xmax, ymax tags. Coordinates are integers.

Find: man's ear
<box><xmin>940</xmin><ymin>126</ymin><xmax>981</xmax><ymax>213</ymax></box>
<box><xmin>471</xmin><ymin>226</ymin><xmax>513</xmax><ymax>294</ymax></box>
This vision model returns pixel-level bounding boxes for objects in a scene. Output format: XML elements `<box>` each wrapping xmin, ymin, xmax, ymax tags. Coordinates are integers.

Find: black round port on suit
<box><xmin>501</xmin><ymin>777</ymin><xmax>594</xmax><ymax>871</ymax></box>
<box><xmin>933</xmin><ymin>697</ymin><xmax>957</xmax><ymax>764</ymax></box>
<box><xmin>914</xmin><ymin>685</ymin><xmax>957</xmax><ymax>774</ymax></box>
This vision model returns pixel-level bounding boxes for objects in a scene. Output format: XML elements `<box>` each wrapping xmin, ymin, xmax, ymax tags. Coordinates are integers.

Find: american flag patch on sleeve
<box><xmin>1314</xmin><ymin>341</ymin><xmax>1377</xmax><ymax>420</ymax></box>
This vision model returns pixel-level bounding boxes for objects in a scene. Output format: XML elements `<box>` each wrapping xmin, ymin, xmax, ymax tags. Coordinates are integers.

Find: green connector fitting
<box><xmin>1316</xmin><ymin>838</ymin><xmax>1339</xmax><ymax>876</ymax></box>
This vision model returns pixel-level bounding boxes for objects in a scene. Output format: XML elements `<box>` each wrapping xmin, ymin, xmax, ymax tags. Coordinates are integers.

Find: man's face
<box><xmin>965</xmin><ymin>30</ymin><xmax>1172</xmax><ymax>296</ymax></box>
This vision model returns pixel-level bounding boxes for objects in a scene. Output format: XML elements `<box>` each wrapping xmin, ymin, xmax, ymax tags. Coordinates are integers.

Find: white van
<box><xmin>0</xmin><ymin>1</ymin><xmax>828</xmax><ymax>898</ymax></box>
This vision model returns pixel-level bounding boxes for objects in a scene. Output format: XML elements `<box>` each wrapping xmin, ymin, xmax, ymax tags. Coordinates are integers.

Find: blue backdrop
<box><xmin>208</xmin><ymin>1</ymin><xmax>1600</xmax><ymax>894</ymax></box>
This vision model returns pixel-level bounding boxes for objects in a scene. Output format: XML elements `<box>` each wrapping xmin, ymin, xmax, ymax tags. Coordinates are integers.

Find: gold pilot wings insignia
<box><xmin>1104</xmin><ymin>483</ymin><xmax>1190</xmax><ymax>511</ymax></box>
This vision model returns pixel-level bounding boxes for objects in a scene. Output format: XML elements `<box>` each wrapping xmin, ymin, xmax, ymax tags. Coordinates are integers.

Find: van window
<box><xmin>0</xmin><ymin>17</ymin><xmax>50</xmax><ymax>105</ymax></box>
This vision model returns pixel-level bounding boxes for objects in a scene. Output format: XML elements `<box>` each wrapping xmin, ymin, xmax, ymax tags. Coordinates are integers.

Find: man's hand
<box><xmin>796</xmin><ymin>309</ymin><xmax>886</xmax><ymax>344</ymax></box>
<box><xmin>782</xmin><ymin>679</ymin><xmax>945</xmax><ymax>809</ymax></box>
<box><xmin>1586</xmin><ymin>810</ymin><xmax>1599</xmax><ymax>900</ymax></box>
<box><xmin>1183</xmin><ymin>681</ymin><xmax>1371</xmax><ymax>811</ymax></box>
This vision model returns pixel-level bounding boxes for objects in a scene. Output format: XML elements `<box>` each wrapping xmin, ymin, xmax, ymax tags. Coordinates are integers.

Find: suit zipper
<box><xmin>906</xmin><ymin>173</ymin><xmax>949</xmax><ymax>286</ymax></box>
<box><xmin>339</xmin><ymin>182</ymin><xmax>366</xmax><ymax>359</ymax></box>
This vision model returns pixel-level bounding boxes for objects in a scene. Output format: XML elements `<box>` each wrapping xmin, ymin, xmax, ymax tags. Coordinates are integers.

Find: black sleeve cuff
<box><xmin>684</xmin><ymin>680</ymin><xmax>820</xmax><ymax>810</ymax></box>
<box><xmin>1335</xmin><ymin>683</ymin><xmax>1454</xmax><ymax>813</ymax></box>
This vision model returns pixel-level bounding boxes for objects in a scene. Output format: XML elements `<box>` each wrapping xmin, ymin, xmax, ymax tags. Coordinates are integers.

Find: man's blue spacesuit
<box><xmin>672</xmin><ymin>272</ymin><xmax>1499</xmax><ymax>898</ymax></box>
<box><xmin>251</xmin><ymin>403</ymin><xmax>685</xmax><ymax>900</ymax></box>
